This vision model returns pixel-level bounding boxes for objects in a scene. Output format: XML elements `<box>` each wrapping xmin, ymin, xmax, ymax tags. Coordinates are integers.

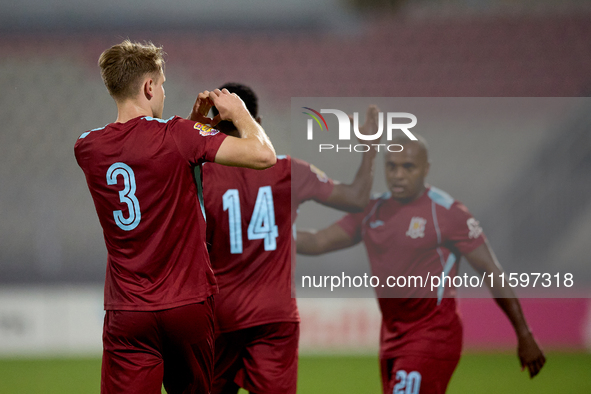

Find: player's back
<box><xmin>203</xmin><ymin>155</ymin><xmax>298</xmax><ymax>332</ymax></box>
<box><xmin>75</xmin><ymin>115</ymin><xmax>223</xmax><ymax>311</ymax></box>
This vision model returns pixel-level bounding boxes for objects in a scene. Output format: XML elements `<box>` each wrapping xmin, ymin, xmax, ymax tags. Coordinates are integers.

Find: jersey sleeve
<box><xmin>336</xmin><ymin>211</ymin><xmax>364</xmax><ymax>241</ymax></box>
<box><xmin>336</xmin><ymin>195</ymin><xmax>380</xmax><ymax>241</ymax></box>
<box><xmin>444</xmin><ymin>202</ymin><xmax>486</xmax><ymax>255</ymax></box>
<box><xmin>291</xmin><ymin>157</ymin><xmax>334</xmax><ymax>204</ymax></box>
<box><xmin>169</xmin><ymin>117</ymin><xmax>227</xmax><ymax>164</ymax></box>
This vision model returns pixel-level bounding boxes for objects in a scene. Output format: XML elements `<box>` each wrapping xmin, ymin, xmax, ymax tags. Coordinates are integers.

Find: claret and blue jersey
<box><xmin>74</xmin><ymin>115</ymin><xmax>227</xmax><ymax>312</ymax></box>
<box><xmin>203</xmin><ymin>156</ymin><xmax>334</xmax><ymax>333</ymax></box>
<box><xmin>338</xmin><ymin>185</ymin><xmax>485</xmax><ymax>361</ymax></box>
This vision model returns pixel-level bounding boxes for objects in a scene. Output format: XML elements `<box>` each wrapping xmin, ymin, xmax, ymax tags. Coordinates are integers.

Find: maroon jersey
<box><xmin>203</xmin><ymin>156</ymin><xmax>334</xmax><ymax>333</ymax></box>
<box><xmin>338</xmin><ymin>186</ymin><xmax>485</xmax><ymax>360</ymax></box>
<box><xmin>74</xmin><ymin>116</ymin><xmax>226</xmax><ymax>311</ymax></box>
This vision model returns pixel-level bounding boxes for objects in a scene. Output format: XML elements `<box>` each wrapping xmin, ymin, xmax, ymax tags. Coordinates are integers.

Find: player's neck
<box><xmin>396</xmin><ymin>186</ymin><xmax>427</xmax><ymax>205</ymax></box>
<box><xmin>115</xmin><ymin>99</ymin><xmax>154</xmax><ymax>124</ymax></box>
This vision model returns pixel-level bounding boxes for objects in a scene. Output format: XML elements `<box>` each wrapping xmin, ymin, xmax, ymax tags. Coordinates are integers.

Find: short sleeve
<box><xmin>336</xmin><ymin>210</ymin><xmax>365</xmax><ymax>241</ymax></box>
<box><xmin>443</xmin><ymin>202</ymin><xmax>486</xmax><ymax>255</ymax></box>
<box><xmin>170</xmin><ymin>117</ymin><xmax>227</xmax><ymax>164</ymax></box>
<box><xmin>291</xmin><ymin>157</ymin><xmax>334</xmax><ymax>204</ymax></box>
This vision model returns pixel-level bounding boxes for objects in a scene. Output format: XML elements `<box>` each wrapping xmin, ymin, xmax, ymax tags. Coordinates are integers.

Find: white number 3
<box><xmin>106</xmin><ymin>162</ymin><xmax>141</xmax><ymax>231</ymax></box>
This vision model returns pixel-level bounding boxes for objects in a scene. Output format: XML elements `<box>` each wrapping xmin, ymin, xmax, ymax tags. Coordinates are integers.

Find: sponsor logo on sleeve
<box><xmin>369</xmin><ymin>220</ymin><xmax>385</xmax><ymax>229</ymax></box>
<box><xmin>406</xmin><ymin>217</ymin><xmax>427</xmax><ymax>239</ymax></box>
<box><xmin>467</xmin><ymin>218</ymin><xmax>483</xmax><ymax>239</ymax></box>
<box><xmin>194</xmin><ymin>122</ymin><xmax>220</xmax><ymax>136</ymax></box>
<box><xmin>309</xmin><ymin>164</ymin><xmax>329</xmax><ymax>183</ymax></box>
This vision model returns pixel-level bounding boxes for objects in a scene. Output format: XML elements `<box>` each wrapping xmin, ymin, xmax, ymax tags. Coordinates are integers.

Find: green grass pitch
<box><xmin>0</xmin><ymin>352</ymin><xmax>589</xmax><ymax>393</ymax></box>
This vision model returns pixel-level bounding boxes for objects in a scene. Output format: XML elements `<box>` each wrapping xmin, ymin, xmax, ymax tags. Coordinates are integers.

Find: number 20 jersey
<box><xmin>74</xmin><ymin>115</ymin><xmax>227</xmax><ymax>311</ymax></box>
<box><xmin>203</xmin><ymin>156</ymin><xmax>334</xmax><ymax>333</ymax></box>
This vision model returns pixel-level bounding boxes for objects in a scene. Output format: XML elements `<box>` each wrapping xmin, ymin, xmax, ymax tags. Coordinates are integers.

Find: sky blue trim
<box><xmin>431</xmin><ymin>200</ymin><xmax>442</xmax><ymax>245</ymax></box>
<box><xmin>371</xmin><ymin>191</ymin><xmax>391</xmax><ymax>201</ymax></box>
<box><xmin>428</xmin><ymin>187</ymin><xmax>454</xmax><ymax>210</ymax></box>
<box><xmin>277</xmin><ymin>155</ymin><xmax>287</xmax><ymax>160</ymax></box>
<box><xmin>142</xmin><ymin>116</ymin><xmax>174</xmax><ymax>123</ymax></box>
<box><xmin>79</xmin><ymin>125</ymin><xmax>106</xmax><ymax>139</ymax></box>
<box><xmin>369</xmin><ymin>220</ymin><xmax>384</xmax><ymax>229</ymax></box>
<box><xmin>437</xmin><ymin>254</ymin><xmax>457</xmax><ymax>305</ymax></box>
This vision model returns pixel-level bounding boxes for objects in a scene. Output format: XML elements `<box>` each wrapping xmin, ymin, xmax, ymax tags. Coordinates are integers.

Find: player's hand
<box><xmin>350</xmin><ymin>105</ymin><xmax>381</xmax><ymax>149</ymax></box>
<box><xmin>517</xmin><ymin>332</ymin><xmax>546</xmax><ymax>378</ymax></box>
<box><xmin>208</xmin><ymin>88</ymin><xmax>250</xmax><ymax>125</ymax></box>
<box><xmin>188</xmin><ymin>90</ymin><xmax>221</xmax><ymax>126</ymax></box>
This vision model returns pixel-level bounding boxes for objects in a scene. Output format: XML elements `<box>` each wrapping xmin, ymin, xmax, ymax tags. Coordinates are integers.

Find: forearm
<box><xmin>345</xmin><ymin>150</ymin><xmax>378</xmax><ymax>208</ymax></box>
<box><xmin>297</xmin><ymin>224</ymin><xmax>358</xmax><ymax>255</ymax></box>
<box><xmin>487</xmin><ymin>272</ymin><xmax>532</xmax><ymax>337</ymax></box>
<box><xmin>324</xmin><ymin>150</ymin><xmax>377</xmax><ymax>212</ymax></box>
<box><xmin>296</xmin><ymin>230</ymin><xmax>322</xmax><ymax>255</ymax></box>
<box><xmin>493</xmin><ymin>294</ymin><xmax>532</xmax><ymax>338</ymax></box>
<box><xmin>467</xmin><ymin>242</ymin><xmax>532</xmax><ymax>339</ymax></box>
<box><xmin>233</xmin><ymin>115</ymin><xmax>276</xmax><ymax>166</ymax></box>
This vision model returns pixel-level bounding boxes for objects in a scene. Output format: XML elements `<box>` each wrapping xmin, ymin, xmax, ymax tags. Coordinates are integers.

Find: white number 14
<box><xmin>222</xmin><ymin>186</ymin><xmax>279</xmax><ymax>254</ymax></box>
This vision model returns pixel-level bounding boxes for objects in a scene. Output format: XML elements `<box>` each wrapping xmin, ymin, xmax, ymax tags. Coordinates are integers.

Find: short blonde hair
<box><xmin>98</xmin><ymin>40</ymin><xmax>165</xmax><ymax>100</ymax></box>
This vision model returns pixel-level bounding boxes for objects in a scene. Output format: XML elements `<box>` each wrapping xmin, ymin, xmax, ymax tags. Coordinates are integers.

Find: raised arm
<box><xmin>319</xmin><ymin>105</ymin><xmax>380</xmax><ymax>212</ymax></box>
<box><xmin>190</xmin><ymin>89</ymin><xmax>276</xmax><ymax>169</ymax></box>
<box><xmin>464</xmin><ymin>240</ymin><xmax>546</xmax><ymax>378</ymax></box>
<box><xmin>297</xmin><ymin>223</ymin><xmax>360</xmax><ymax>256</ymax></box>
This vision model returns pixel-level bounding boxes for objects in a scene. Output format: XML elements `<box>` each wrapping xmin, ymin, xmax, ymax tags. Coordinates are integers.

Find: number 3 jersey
<box><xmin>74</xmin><ymin>116</ymin><xmax>227</xmax><ymax>311</ymax></box>
<box><xmin>203</xmin><ymin>156</ymin><xmax>334</xmax><ymax>333</ymax></box>
<box><xmin>337</xmin><ymin>187</ymin><xmax>486</xmax><ymax>361</ymax></box>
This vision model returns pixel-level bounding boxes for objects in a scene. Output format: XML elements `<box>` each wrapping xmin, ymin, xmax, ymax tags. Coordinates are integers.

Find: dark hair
<box><xmin>212</xmin><ymin>82</ymin><xmax>258</xmax><ymax>118</ymax></box>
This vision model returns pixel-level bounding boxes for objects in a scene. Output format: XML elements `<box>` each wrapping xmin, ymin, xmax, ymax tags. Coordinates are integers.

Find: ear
<box><xmin>143</xmin><ymin>78</ymin><xmax>154</xmax><ymax>100</ymax></box>
<box><xmin>255</xmin><ymin>116</ymin><xmax>262</xmax><ymax>125</ymax></box>
<box><xmin>424</xmin><ymin>161</ymin><xmax>431</xmax><ymax>178</ymax></box>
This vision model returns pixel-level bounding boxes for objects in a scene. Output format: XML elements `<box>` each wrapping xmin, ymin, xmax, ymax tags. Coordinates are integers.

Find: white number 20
<box><xmin>222</xmin><ymin>186</ymin><xmax>278</xmax><ymax>254</ymax></box>
<box><xmin>393</xmin><ymin>370</ymin><xmax>422</xmax><ymax>394</ymax></box>
<box><xmin>106</xmin><ymin>162</ymin><xmax>141</xmax><ymax>231</ymax></box>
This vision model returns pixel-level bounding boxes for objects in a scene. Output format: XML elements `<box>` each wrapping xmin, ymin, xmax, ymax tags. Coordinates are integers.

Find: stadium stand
<box><xmin>0</xmin><ymin>10</ymin><xmax>590</xmax><ymax>284</ymax></box>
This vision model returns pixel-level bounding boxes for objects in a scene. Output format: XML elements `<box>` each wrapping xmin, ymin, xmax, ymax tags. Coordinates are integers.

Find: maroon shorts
<box><xmin>101</xmin><ymin>297</ymin><xmax>215</xmax><ymax>394</ymax></box>
<box><xmin>380</xmin><ymin>354</ymin><xmax>460</xmax><ymax>394</ymax></box>
<box><xmin>212</xmin><ymin>322</ymin><xmax>299</xmax><ymax>394</ymax></box>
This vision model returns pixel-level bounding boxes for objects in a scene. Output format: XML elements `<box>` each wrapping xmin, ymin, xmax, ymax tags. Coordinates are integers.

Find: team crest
<box><xmin>406</xmin><ymin>217</ymin><xmax>427</xmax><ymax>239</ymax></box>
<box><xmin>309</xmin><ymin>164</ymin><xmax>329</xmax><ymax>183</ymax></box>
<box><xmin>467</xmin><ymin>218</ymin><xmax>483</xmax><ymax>239</ymax></box>
<box><xmin>194</xmin><ymin>122</ymin><xmax>220</xmax><ymax>136</ymax></box>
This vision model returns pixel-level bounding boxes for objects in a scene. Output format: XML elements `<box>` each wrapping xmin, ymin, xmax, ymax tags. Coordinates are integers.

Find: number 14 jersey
<box><xmin>203</xmin><ymin>156</ymin><xmax>334</xmax><ymax>333</ymax></box>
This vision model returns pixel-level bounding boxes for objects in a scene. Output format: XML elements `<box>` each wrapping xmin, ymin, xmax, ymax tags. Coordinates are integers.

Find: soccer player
<box><xmin>297</xmin><ymin>135</ymin><xmax>546</xmax><ymax>394</ymax></box>
<box><xmin>74</xmin><ymin>41</ymin><xmax>276</xmax><ymax>394</ymax></box>
<box><xmin>202</xmin><ymin>83</ymin><xmax>380</xmax><ymax>394</ymax></box>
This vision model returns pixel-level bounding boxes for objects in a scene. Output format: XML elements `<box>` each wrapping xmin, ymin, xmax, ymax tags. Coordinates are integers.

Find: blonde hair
<box><xmin>98</xmin><ymin>40</ymin><xmax>165</xmax><ymax>101</ymax></box>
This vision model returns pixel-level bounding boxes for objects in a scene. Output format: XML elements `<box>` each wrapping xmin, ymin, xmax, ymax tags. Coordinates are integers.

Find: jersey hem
<box><xmin>216</xmin><ymin>316</ymin><xmax>300</xmax><ymax>334</ymax></box>
<box><xmin>104</xmin><ymin>288</ymin><xmax>217</xmax><ymax>312</ymax></box>
<box><xmin>379</xmin><ymin>349</ymin><xmax>461</xmax><ymax>362</ymax></box>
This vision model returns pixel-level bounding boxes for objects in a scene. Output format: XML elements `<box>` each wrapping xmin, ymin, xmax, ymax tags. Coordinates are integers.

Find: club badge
<box><xmin>194</xmin><ymin>122</ymin><xmax>220</xmax><ymax>136</ymax></box>
<box><xmin>406</xmin><ymin>217</ymin><xmax>427</xmax><ymax>239</ymax></box>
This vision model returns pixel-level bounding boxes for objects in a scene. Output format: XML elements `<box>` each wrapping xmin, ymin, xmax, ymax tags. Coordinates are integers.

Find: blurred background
<box><xmin>1</xmin><ymin>0</ymin><xmax>591</xmax><ymax>392</ymax></box>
